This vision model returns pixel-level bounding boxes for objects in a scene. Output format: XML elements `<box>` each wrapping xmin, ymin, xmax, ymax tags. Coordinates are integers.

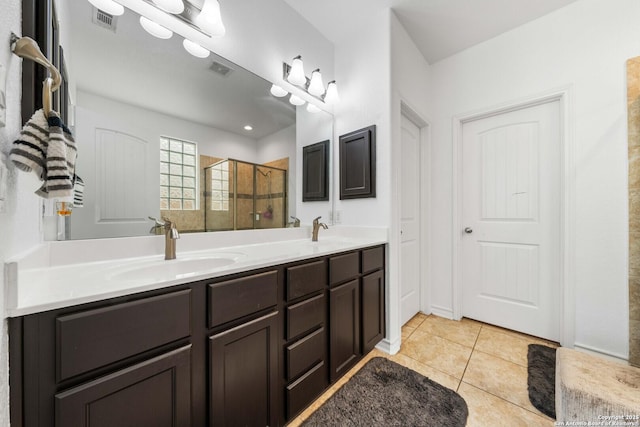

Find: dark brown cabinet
<box><xmin>55</xmin><ymin>345</ymin><xmax>192</xmax><ymax>427</ymax></box>
<box><xmin>282</xmin><ymin>261</ymin><xmax>328</xmax><ymax>421</ymax></box>
<box><xmin>10</xmin><ymin>245</ymin><xmax>385</xmax><ymax>427</ymax></box>
<box><xmin>362</xmin><ymin>270</ymin><xmax>385</xmax><ymax>353</ymax></box>
<box><xmin>329</xmin><ymin>280</ymin><xmax>361</xmax><ymax>382</ymax></box>
<box><xmin>210</xmin><ymin>312</ymin><xmax>279</xmax><ymax>427</ymax></box>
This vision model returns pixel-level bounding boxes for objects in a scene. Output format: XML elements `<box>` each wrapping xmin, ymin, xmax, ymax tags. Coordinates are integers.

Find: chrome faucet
<box><xmin>148</xmin><ymin>216</ymin><xmax>165</xmax><ymax>235</ymax></box>
<box><xmin>163</xmin><ymin>218</ymin><xmax>180</xmax><ymax>260</ymax></box>
<box><xmin>312</xmin><ymin>216</ymin><xmax>328</xmax><ymax>242</ymax></box>
<box><xmin>288</xmin><ymin>216</ymin><xmax>301</xmax><ymax>228</ymax></box>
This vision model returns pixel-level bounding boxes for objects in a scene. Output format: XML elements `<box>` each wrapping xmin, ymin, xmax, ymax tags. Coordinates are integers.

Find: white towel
<box><xmin>73</xmin><ymin>175</ymin><xmax>85</xmax><ymax>207</ymax></box>
<box><xmin>9</xmin><ymin>109</ymin><xmax>49</xmax><ymax>178</ymax></box>
<box><xmin>35</xmin><ymin>111</ymin><xmax>77</xmax><ymax>200</ymax></box>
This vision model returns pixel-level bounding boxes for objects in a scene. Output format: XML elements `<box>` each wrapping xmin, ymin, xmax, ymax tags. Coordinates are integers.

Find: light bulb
<box><xmin>324</xmin><ymin>80</ymin><xmax>340</xmax><ymax>105</ymax></box>
<box><xmin>139</xmin><ymin>16</ymin><xmax>173</xmax><ymax>39</ymax></box>
<box><xmin>152</xmin><ymin>0</ymin><xmax>184</xmax><ymax>14</ymax></box>
<box><xmin>88</xmin><ymin>0</ymin><xmax>124</xmax><ymax>16</ymax></box>
<box><xmin>287</xmin><ymin>56</ymin><xmax>306</xmax><ymax>86</ymax></box>
<box><xmin>195</xmin><ymin>0</ymin><xmax>226</xmax><ymax>37</ymax></box>
<box><xmin>306</xmin><ymin>103</ymin><xmax>321</xmax><ymax>113</ymax></box>
<box><xmin>308</xmin><ymin>69</ymin><xmax>324</xmax><ymax>97</ymax></box>
<box><xmin>270</xmin><ymin>84</ymin><xmax>288</xmax><ymax>98</ymax></box>
<box><xmin>289</xmin><ymin>94</ymin><xmax>305</xmax><ymax>106</ymax></box>
<box><xmin>244</xmin><ymin>125</ymin><xmax>253</xmax><ymax>131</ymax></box>
<box><xmin>183</xmin><ymin>39</ymin><xmax>210</xmax><ymax>58</ymax></box>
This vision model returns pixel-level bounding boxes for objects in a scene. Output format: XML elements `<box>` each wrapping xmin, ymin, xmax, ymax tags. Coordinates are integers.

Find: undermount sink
<box><xmin>110</xmin><ymin>255</ymin><xmax>242</xmax><ymax>282</ymax></box>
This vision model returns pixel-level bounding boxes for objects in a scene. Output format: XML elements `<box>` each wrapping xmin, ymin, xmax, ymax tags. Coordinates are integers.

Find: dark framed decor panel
<box><xmin>302</xmin><ymin>140</ymin><xmax>330</xmax><ymax>201</ymax></box>
<box><xmin>339</xmin><ymin>125</ymin><xmax>376</xmax><ymax>199</ymax></box>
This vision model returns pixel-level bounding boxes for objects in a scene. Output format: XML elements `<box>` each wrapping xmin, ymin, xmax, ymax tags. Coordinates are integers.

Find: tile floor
<box><xmin>289</xmin><ymin>313</ymin><xmax>559</xmax><ymax>426</ymax></box>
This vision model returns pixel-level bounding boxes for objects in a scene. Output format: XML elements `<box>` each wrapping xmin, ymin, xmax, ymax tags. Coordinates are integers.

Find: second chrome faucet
<box><xmin>312</xmin><ymin>216</ymin><xmax>328</xmax><ymax>242</ymax></box>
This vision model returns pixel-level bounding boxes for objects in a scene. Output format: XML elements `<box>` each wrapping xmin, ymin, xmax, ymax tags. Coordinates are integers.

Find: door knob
<box><xmin>464</xmin><ymin>227</ymin><xmax>473</xmax><ymax>234</ymax></box>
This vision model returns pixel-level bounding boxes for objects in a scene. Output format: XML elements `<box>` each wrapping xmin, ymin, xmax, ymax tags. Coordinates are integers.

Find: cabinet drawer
<box><xmin>329</xmin><ymin>252</ymin><xmax>360</xmax><ymax>286</ymax></box>
<box><xmin>286</xmin><ymin>361</ymin><xmax>328</xmax><ymax>419</ymax></box>
<box><xmin>286</xmin><ymin>260</ymin><xmax>327</xmax><ymax>301</ymax></box>
<box><xmin>286</xmin><ymin>327</ymin><xmax>325</xmax><ymax>380</ymax></box>
<box><xmin>286</xmin><ymin>293</ymin><xmax>325</xmax><ymax>340</ymax></box>
<box><xmin>57</xmin><ymin>290</ymin><xmax>191</xmax><ymax>382</ymax></box>
<box><xmin>208</xmin><ymin>270</ymin><xmax>278</xmax><ymax>328</ymax></box>
<box><xmin>362</xmin><ymin>246</ymin><xmax>384</xmax><ymax>274</ymax></box>
<box><xmin>55</xmin><ymin>345</ymin><xmax>191</xmax><ymax>427</ymax></box>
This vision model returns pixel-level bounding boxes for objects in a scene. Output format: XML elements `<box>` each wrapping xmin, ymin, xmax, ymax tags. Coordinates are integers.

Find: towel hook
<box><xmin>10</xmin><ymin>32</ymin><xmax>61</xmax><ymax>117</ymax></box>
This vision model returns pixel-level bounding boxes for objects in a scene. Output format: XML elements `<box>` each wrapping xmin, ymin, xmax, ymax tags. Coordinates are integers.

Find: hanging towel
<box><xmin>9</xmin><ymin>109</ymin><xmax>49</xmax><ymax>179</ymax></box>
<box><xmin>73</xmin><ymin>175</ymin><xmax>85</xmax><ymax>207</ymax></box>
<box><xmin>35</xmin><ymin>111</ymin><xmax>77</xmax><ymax>200</ymax></box>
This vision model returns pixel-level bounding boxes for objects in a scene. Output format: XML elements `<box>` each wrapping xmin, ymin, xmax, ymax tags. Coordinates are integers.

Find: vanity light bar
<box><xmin>140</xmin><ymin>0</ymin><xmax>221</xmax><ymax>37</ymax></box>
<box><xmin>282</xmin><ymin>61</ymin><xmax>339</xmax><ymax>105</ymax></box>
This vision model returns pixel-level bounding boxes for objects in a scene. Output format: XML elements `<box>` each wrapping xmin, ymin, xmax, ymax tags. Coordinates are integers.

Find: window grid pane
<box><xmin>160</xmin><ymin>137</ymin><xmax>198</xmax><ymax>210</ymax></box>
<box><xmin>210</xmin><ymin>162</ymin><xmax>229</xmax><ymax>211</ymax></box>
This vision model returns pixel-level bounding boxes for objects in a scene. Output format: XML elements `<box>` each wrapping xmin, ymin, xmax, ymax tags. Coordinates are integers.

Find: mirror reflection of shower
<box><xmin>205</xmin><ymin>159</ymin><xmax>287</xmax><ymax>231</ymax></box>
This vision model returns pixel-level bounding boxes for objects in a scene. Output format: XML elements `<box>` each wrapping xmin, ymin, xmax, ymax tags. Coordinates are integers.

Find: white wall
<box><xmin>0</xmin><ymin>1</ymin><xmax>41</xmax><ymax>424</ymax></box>
<box><xmin>295</xmin><ymin>107</ymin><xmax>334</xmax><ymax>224</ymax></box>
<box><xmin>78</xmin><ymin>90</ymin><xmax>260</xmax><ymax>161</ymax></box>
<box><xmin>389</xmin><ymin>12</ymin><xmax>432</xmax><ymax>348</ymax></box>
<box><xmin>333</xmin><ymin>10</ymin><xmax>391</xmax><ymax>226</ymax></box>
<box><xmin>257</xmin><ymin>124</ymin><xmax>296</xmax><ymax>219</ymax></box>
<box><xmin>330</xmin><ymin>9</ymin><xmax>395</xmax><ymax>350</ymax></box>
<box><xmin>429</xmin><ymin>0</ymin><xmax>640</xmax><ymax>359</ymax></box>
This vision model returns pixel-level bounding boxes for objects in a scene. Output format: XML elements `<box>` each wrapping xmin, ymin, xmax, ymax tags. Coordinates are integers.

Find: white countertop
<box><xmin>4</xmin><ymin>226</ymin><xmax>387</xmax><ymax>317</ymax></box>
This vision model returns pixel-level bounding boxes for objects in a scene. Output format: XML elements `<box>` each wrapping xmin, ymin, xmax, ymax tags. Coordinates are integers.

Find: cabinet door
<box><xmin>329</xmin><ymin>280</ymin><xmax>360</xmax><ymax>382</ymax></box>
<box><xmin>55</xmin><ymin>345</ymin><xmax>191</xmax><ymax>427</ymax></box>
<box><xmin>210</xmin><ymin>311</ymin><xmax>279</xmax><ymax>427</ymax></box>
<box><xmin>362</xmin><ymin>270</ymin><xmax>385</xmax><ymax>353</ymax></box>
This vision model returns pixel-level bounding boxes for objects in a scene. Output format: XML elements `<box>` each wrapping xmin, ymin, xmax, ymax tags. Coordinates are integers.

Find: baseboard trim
<box><xmin>377</xmin><ymin>337</ymin><xmax>400</xmax><ymax>355</ymax></box>
<box><xmin>573</xmin><ymin>342</ymin><xmax>629</xmax><ymax>364</ymax></box>
<box><xmin>430</xmin><ymin>305</ymin><xmax>453</xmax><ymax>320</ymax></box>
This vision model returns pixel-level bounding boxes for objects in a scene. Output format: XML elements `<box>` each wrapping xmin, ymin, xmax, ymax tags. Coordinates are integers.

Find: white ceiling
<box><xmin>283</xmin><ymin>0</ymin><xmax>581</xmax><ymax>64</ymax></box>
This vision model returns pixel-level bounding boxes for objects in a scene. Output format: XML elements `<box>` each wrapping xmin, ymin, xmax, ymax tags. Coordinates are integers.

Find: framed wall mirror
<box><xmin>22</xmin><ymin>0</ymin><xmax>334</xmax><ymax>240</ymax></box>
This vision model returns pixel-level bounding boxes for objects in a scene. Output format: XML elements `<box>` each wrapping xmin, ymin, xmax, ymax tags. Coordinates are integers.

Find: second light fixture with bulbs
<box><xmin>270</xmin><ymin>55</ymin><xmax>340</xmax><ymax>110</ymax></box>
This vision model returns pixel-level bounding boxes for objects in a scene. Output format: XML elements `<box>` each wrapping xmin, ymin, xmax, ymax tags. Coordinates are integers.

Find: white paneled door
<box><xmin>400</xmin><ymin>114</ymin><xmax>421</xmax><ymax>325</ymax></box>
<box><xmin>461</xmin><ymin>101</ymin><xmax>561</xmax><ymax>341</ymax></box>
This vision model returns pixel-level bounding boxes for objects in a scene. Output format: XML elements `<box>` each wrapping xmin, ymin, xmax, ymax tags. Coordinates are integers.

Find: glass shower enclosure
<box><xmin>204</xmin><ymin>159</ymin><xmax>287</xmax><ymax>231</ymax></box>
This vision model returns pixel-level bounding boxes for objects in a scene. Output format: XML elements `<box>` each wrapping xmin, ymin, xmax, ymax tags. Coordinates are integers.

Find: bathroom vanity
<box><xmin>7</xmin><ymin>232</ymin><xmax>386</xmax><ymax>426</ymax></box>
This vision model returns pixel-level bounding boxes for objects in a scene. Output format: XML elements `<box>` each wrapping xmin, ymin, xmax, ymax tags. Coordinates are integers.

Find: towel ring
<box><xmin>10</xmin><ymin>33</ymin><xmax>61</xmax><ymax>117</ymax></box>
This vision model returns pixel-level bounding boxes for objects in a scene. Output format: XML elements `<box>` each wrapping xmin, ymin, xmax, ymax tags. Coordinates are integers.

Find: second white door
<box><xmin>400</xmin><ymin>114</ymin><xmax>421</xmax><ymax>325</ymax></box>
<box><xmin>461</xmin><ymin>101</ymin><xmax>561</xmax><ymax>341</ymax></box>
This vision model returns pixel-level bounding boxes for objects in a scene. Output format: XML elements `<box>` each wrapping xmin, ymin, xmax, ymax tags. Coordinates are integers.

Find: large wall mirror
<box><xmin>23</xmin><ymin>0</ymin><xmax>334</xmax><ymax>240</ymax></box>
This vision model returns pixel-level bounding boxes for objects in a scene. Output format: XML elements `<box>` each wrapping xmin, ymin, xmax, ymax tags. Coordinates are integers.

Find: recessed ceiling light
<box><xmin>244</xmin><ymin>125</ymin><xmax>253</xmax><ymax>131</ymax></box>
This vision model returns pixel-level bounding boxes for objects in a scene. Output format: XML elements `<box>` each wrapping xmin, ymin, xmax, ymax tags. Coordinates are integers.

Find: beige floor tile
<box><xmin>387</xmin><ymin>352</ymin><xmax>461</xmax><ymax>391</ymax></box>
<box><xmin>458</xmin><ymin>382</ymin><xmax>554</xmax><ymax>427</ymax></box>
<box><xmin>416</xmin><ymin>315</ymin><xmax>482</xmax><ymax>347</ymax></box>
<box><xmin>481</xmin><ymin>323</ymin><xmax>560</xmax><ymax>347</ymax></box>
<box><xmin>401</xmin><ymin>329</ymin><xmax>472</xmax><ymax>378</ymax></box>
<box><xmin>404</xmin><ymin>312</ymin><xmax>428</xmax><ymax>329</ymax></box>
<box><xmin>475</xmin><ymin>326</ymin><xmax>556</xmax><ymax>367</ymax></box>
<box><xmin>402</xmin><ymin>325</ymin><xmax>416</xmax><ymax>341</ymax></box>
<box><xmin>463</xmin><ymin>351</ymin><xmax>550</xmax><ymax>418</ymax></box>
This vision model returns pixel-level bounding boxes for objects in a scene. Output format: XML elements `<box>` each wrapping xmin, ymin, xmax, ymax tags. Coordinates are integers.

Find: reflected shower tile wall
<box><xmin>627</xmin><ymin>56</ymin><xmax>640</xmax><ymax>367</ymax></box>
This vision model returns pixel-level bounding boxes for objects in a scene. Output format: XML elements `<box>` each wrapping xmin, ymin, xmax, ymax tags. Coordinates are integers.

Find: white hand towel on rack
<box><xmin>9</xmin><ymin>109</ymin><xmax>49</xmax><ymax>178</ymax></box>
<box><xmin>35</xmin><ymin>111</ymin><xmax>77</xmax><ymax>200</ymax></box>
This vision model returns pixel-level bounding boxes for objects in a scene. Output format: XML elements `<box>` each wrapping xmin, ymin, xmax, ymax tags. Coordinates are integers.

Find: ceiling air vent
<box><xmin>209</xmin><ymin>61</ymin><xmax>234</xmax><ymax>77</ymax></box>
<box><xmin>92</xmin><ymin>7</ymin><xmax>118</xmax><ymax>32</ymax></box>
